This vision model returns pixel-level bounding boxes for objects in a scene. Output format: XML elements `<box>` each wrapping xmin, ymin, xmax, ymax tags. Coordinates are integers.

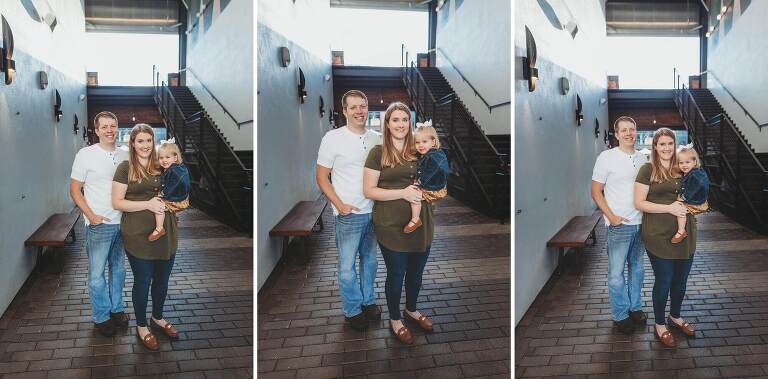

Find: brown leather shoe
<box><xmin>390</xmin><ymin>322</ymin><xmax>413</xmax><ymax>344</ymax></box>
<box><xmin>671</xmin><ymin>230</ymin><xmax>688</xmax><ymax>244</ymax></box>
<box><xmin>150</xmin><ymin>318</ymin><xmax>179</xmax><ymax>339</ymax></box>
<box><xmin>655</xmin><ymin>327</ymin><xmax>676</xmax><ymax>347</ymax></box>
<box><xmin>137</xmin><ymin>330</ymin><xmax>159</xmax><ymax>351</ymax></box>
<box><xmin>403</xmin><ymin>218</ymin><xmax>422</xmax><ymax>234</ymax></box>
<box><xmin>667</xmin><ymin>316</ymin><xmax>695</xmax><ymax>337</ymax></box>
<box><xmin>403</xmin><ymin>310</ymin><xmax>433</xmax><ymax>332</ymax></box>
<box><xmin>148</xmin><ymin>228</ymin><xmax>166</xmax><ymax>242</ymax></box>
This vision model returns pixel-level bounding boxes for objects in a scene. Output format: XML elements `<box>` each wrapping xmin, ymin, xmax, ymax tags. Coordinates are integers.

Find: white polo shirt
<box><xmin>592</xmin><ymin>147</ymin><xmax>648</xmax><ymax>226</ymax></box>
<box><xmin>317</xmin><ymin>126</ymin><xmax>382</xmax><ymax>215</ymax></box>
<box><xmin>70</xmin><ymin>144</ymin><xmax>128</xmax><ymax>225</ymax></box>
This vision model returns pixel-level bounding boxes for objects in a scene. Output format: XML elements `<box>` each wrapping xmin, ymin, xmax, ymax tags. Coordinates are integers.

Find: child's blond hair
<box><xmin>158</xmin><ymin>142</ymin><xmax>183</xmax><ymax>164</ymax></box>
<box><xmin>415</xmin><ymin>125</ymin><xmax>440</xmax><ymax>149</ymax></box>
<box><xmin>677</xmin><ymin>145</ymin><xmax>701</xmax><ymax>169</ymax></box>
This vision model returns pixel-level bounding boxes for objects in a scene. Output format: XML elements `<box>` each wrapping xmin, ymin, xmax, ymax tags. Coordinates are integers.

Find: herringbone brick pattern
<box><xmin>516</xmin><ymin>212</ymin><xmax>768</xmax><ymax>378</ymax></box>
<box><xmin>0</xmin><ymin>208</ymin><xmax>253</xmax><ymax>378</ymax></box>
<box><xmin>258</xmin><ymin>197</ymin><xmax>511</xmax><ymax>378</ymax></box>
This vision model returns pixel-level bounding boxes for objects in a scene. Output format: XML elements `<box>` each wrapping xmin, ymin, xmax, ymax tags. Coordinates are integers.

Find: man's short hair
<box><xmin>341</xmin><ymin>90</ymin><xmax>368</xmax><ymax>109</ymax></box>
<box><xmin>613</xmin><ymin>116</ymin><xmax>637</xmax><ymax>132</ymax></box>
<box><xmin>93</xmin><ymin>111</ymin><xmax>118</xmax><ymax>129</ymax></box>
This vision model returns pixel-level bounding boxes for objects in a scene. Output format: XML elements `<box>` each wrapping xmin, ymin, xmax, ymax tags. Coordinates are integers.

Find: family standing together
<box><xmin>315</xmin><ymin>90</ymin><xmax>448</xmax><ymax>344</ymax></box>
<box><xmin>591</xmin><ymin>116</ymin><xmax>709</xmax><ymax>347</ymax></box>
<box><xmin>69</xmin><ymin>112</ymin><xmax>190</xmax><ymax>351</ymax></box>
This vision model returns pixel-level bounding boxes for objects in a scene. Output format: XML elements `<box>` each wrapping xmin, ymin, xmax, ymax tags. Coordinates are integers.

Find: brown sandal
<box><xmin>403</xmin><ymin>311</ymin><xmax>433</xmax><ymax>332</ymax></box>
<box><xmin>148</xmin><ymin>228</ymin><xmax>166</xmax><ymax>242</ymax></box>
<box><xmin>390</xmin><ymin>322</ymin><xmax>413</xmax><ymax>344</ymax></box>
<box><xmin>667</xmin><ymin>316</ymin><xmax>695</xmax><ymax>337</ymax></box>
<box><xmin>137</xmin><ymin>330</ymin><xmax>159</xmax><ymax>351</ymax></box>
<box><xmin>655</xmin><ymin>327</ymin><xmax>676</xmax><ymax>347</ymax></box>
<box><xmin>671</xmin><ymin>230</ymin><xmax>687</xmax><ymax>244</ymax></box>
<box><xmin>403</xmin><ymin>218</ymin><xmax>422</xmax><ymax>234</ymax></box>
<box><xmin>150</xmin><ymin>318</ymin><xmax>179</xmax><ymax>339</ymax></box>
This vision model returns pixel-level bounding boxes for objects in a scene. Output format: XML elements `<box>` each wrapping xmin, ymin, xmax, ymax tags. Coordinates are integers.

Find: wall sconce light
<box><xmin>131</xmin><ymin>113</ymin><xmax>136</xmax><ymax>122</ymax></box>
<box><xmin>73</xmin><ymin>114</ymin><xmax>79</xmax><ymax>134</ymax></box>
<box><xmin>54</xmin><ymin>89</ymin><xmax>63</xmax><ymax>122</ymax></box>
<box><xmin>565</xmin><ymin>21</ymin><xmax>578</xmax><ymax>39</ymax></box>
<box><xmin>324</xmin><ymin>74</ymin><xmax>331</xmax><ymax>81</ymax></box>
<box><xmin>559</xmin><ymin>77</ymin><xmax>569</xmax><ymax>95</ymax></box>
<box><xmin>298</xmin><ymin>68</ymin><xmax>307</xmax><ymax>103</ymax></box>
<box><xmin>1</xmin><ymin>16</ymin><xmax>16</xmax><ymax>85</ymax></box>
<box><xmin>38</xmin><ymin>71</ymin><xmax>48</xmax><ymax>89</ymax></box>
<box><xmin>575</xmin><ymin>94</ymin><xmax>583</xmax><ymax>125</ymax></box>
<box><xmin>603</xmin><ymin>129</ymin><xmax>609</xmax><ymax>145</ymax></box>
<box><xmin>279</xmin><ymin>46</ymin><xmax>290</xmax><ymax>67</ymax></box>
<box><xmin>79</xmin><ymin>94</ymin><xmax>86</xmax><ymax>102</ymax></box>
<box><xmin>594</xmin><ymin>118</ymin><xmax>600</xmax><ymax>138</ymax></box>
<box><xmin>599</xmin><ymin>97</ymin><xmax>607</xmax><ymax>106</ymax></box>
<box><xmin>522</xmin><ymin>26</ymin><xmax>538</xmax><ymax>92</ymax></box>
<box><xmin>319</xmin><ymin>96</ymin><xmax>325</xmax><ymax>117</ymax></box>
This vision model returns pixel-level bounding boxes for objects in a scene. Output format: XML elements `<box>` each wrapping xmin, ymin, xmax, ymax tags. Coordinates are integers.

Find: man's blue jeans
<box><xmin>606</xmin><ymin>224</ymin><xmax>645</xmax><ymax>321</ymax></box>
<box><xmin>647</xmin><ymin>253</ymin><xmax>694</xmax><ymax>325</ymax></box>
<box><xmin>85</xmin><ymin>223</ymin><xmax>126</xmax><ymax>324</ymax></box>
<box><xmin>127</xmin><ymin>254</ymin><xmax>176</xmax><ymax>327</ymax></box>
<box><xmin>334</xmin><ymin>213</ymin><xmax>377</xmax><ymax>318</ymax></box>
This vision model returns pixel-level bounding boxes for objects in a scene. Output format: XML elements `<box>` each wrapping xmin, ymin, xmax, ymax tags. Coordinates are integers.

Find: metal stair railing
<box><xmin>154</xmin><ymin>81</ymin><xmax>252</xmax><ymax>230</ymax></box>
<box><xmin>402</xmin><ymin>61</ymin><xmax>509</xmax><ymax>217</ymax></box>
<box><xmin>673</xmin><ymin>85</ymin><xmax>767</xmax><ymax>231</ymax></box>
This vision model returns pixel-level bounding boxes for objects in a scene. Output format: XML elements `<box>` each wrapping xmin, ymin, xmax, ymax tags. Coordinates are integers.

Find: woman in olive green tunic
<box><xmin>112</xmin><ymin>124</ymin><xmax>180</xmax><ymax>351</ymax></box>
<box><xmin>363</xmin><ymin>102</ymin><xmax>433</xmax><ymax>345</ymax></box>
<box><xmin>633</xmin><ymin>128</ymin><xmax>696</xmax><ymax>347</ymax></box>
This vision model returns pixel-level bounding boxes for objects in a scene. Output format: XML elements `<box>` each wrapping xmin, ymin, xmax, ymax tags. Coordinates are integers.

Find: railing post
<box><xmin>450</xmin><ymin>99</ymin><xmax>455</xmax><ymax>136</ymax></box>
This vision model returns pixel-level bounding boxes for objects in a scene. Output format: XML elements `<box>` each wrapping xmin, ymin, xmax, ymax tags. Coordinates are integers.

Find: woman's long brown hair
<box><xmin>650</xmin><ymin>127</ymin><xmax>680</xmax><ymax>183</ymax></box>
<box><xmin>381</xmin><ymin>102</ymin><xmax>417</xmax><ymax>168</ymax></box>
<box><xmin>127</xmin><ymin>123</ymin><xmax>161</xmax><ymax>183</ymax></box>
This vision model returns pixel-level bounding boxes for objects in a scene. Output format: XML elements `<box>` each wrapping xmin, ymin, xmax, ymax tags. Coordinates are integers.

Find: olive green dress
<box><xmin>635</xmin><ymin>163</ymin><xmax>696</xmax><ymax>259</ymax></box>
<box><xmin>113</xmin><ymin>161</ymin><xmax>178</xmax><ymax>260</ymax></box>
<box><xmin>364</xmin><ymin>145</ymin><xmax>434</xmax><ymax>253</ymax></box>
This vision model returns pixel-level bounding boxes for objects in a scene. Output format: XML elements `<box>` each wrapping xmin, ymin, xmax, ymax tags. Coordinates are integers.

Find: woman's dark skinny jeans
<box><xmin>380</xmin><ymin>244</ymin><xmax>430</xmax><ymax>321</ymax></box>
<box><xmin>647</xmin><ymin>252</ymin><xmax>694</xmax><ymax>325</ymax></box>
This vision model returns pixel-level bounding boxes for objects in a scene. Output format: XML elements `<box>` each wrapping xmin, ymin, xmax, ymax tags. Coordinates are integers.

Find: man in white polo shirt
<box><xmin>591</xmin><ymin>116</ymin><xmax>648</xmax><ymax>335</ymax></box>
<box><xmin>316</xmin><ymin>90</ymin><xmax>381</xmax><ymax>331</ymax></box>
<box><xmin>70</xmin><ymin>111</ymin><xmax>129</xmax><ymax>337</ymax></box>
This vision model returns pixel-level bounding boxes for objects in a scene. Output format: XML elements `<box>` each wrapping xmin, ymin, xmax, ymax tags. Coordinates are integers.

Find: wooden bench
<box><xmin>269</xmin><ymin>199</ymin><xmax>328</xmax><ymax>257</ymax></box>
<box><xmin>25</xmin><ymin>208</ymin><xmax>82</xmax><ymax>273</ymax></box>
<box><xmin>547</xmin><ymin>210</ymin><xmax>603</xmax><ymax>275</ymax></box>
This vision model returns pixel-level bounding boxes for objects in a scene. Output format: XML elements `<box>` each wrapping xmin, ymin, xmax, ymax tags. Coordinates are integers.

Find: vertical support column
<box><xmin>428</xmin><ymin>1</ymin><xmax>437</xmax><ymax>67</ymax></box>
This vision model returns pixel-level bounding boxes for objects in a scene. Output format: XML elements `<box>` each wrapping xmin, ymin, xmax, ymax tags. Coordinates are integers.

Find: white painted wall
<box><xmin>186</xmin><ymin>0</ymin><xmax>253</xmax><ymax>150</ymax></box>
<box><xmin>435</xmin><ymin>0</ymin><xmax>511</xmax><ymax>135</ymax></box>
<box><xmin>706</xmin><ymin>0</ymin><xmax>768</xmax><ymax>152</ymax></box>
<box><xmin>515</xmin><ymin>0</ymin><xmax>608</xmax><ymax>324</ymax></box>
<box><xmin>0</xmin><ymin>1</ymin><xmax>87</xmax><ymax>315</ymax></box>
<box><xmin>256</xmin><ymin>0</ymin><xmax>334</xmax><ymax>290</ymax></box>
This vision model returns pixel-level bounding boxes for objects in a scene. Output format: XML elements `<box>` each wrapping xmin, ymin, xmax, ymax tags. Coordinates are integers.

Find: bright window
<box><xmin>605</xmin><ymin>37</ymin><xmax>700</xmax><ymax>89</ymax></box>
<box><xmin>84</xmin><ymin>33</ymin><xmax>179</xmax><ymax>86</ymax></box>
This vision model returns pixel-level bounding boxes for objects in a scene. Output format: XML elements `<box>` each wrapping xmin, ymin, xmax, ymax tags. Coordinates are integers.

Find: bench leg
<box><xmin>587</xmin><ymin>228</ymin><xmax>597</xmax><ymax>246</ymax></box>
<box><xmin>555</xmin><ymin>248</ymin><xmax>565</xmax><ymax>276</ymax></box>
<box><xmin>36</xmin><ymin>247</ymin><xmax>44</xmax><ymax>274</ymax></box>
<box><xmin>281</xmin><ymin>236</ymin><xmax>289</xmax><ymax>258</ymax></box>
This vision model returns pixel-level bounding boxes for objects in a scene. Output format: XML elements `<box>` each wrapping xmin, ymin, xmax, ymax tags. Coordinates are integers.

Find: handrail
<box><xmin>155</xmin><ymin>84</ymin><xmax>250</xmax><ymax>227</ymax></box>
<box><xmin>162</xmin><ymin>83</ymin><xmax>251</xmax><ymax>174</ymax></box>
<box><xmin>674</xmin><ymin>86</ymin><xmax>767</xmax><ymax>228</ymax></box>
<box><xmin>436</xmin><ymin>48</ymin><xmax>511</xmax><ymax>112</ymax></box>
<box><xmin>179</xmin><ymin>67</ymin><xmax>254</xmax><ymax>128</ymax></box>
<box><xmin>449</xmin><ymin>134</ymin><xmax>494</xmax><ymax>207</ymax></box>
<box><xmin>699</xmin><ymin>70</ymin><xmax>768</xmax><ymax>130</ymax></box>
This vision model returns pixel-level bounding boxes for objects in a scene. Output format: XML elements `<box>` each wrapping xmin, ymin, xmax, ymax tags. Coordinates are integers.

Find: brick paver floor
<box><xmin>515</xmin><ymin>211</ymin><xmax>768</xmax><ymax>378</ymax></box>
<box><xmin>0</xmin><ymin>208</ymin><xmax>253</xmax><ymax>378</ymax></box>
<box><xmin>257</xmin><ymin>197</ymin><xmax>511</xmax><ymax>378</ymax></box>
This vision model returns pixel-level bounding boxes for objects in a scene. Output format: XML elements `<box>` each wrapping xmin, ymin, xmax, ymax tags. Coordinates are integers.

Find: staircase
<box><xmin>403</xmin><ymin>64</ymin><xmax>510</xmax><ymax>220</ymax></box>
<box><xmin>155</xmin><ymin>84</ymin><xmax>253</xmax><ymax>232</ymax></box>
<box><xmin>674</xmin><ymin>87</ymin><xmax>768</xmax><ymax>233</ymax></box>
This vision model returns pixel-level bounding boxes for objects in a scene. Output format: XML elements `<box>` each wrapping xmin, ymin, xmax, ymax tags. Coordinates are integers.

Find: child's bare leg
<box><xmin>403</xmin><ymin>201</ymin><xmax>423</xmax><ymax>233</ymax></box>
<box><xmin>148</xmin><ymin>211</ymin><xmax>167</xmax><ymax>241</ymax></box>
<box><xmin>676</xmin><ymin>215</ymin><xmax>687</xmax><ymax>234</ymax></box>
<box><xmin>411</xmin><ymin>201</ymin><xmax>421</xmax><ymax>223</ymax></box>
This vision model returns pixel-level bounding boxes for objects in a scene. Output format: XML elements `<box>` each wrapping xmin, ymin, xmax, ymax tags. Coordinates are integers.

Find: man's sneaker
<box><xmin>111</xmin><ymin>312</ymin><xmax>130</xmax><ymax>328</ymax></box>
<box><xmin>345</xmin><ymin>312</ymin><xmax>368</xmax><ymax>331</ymax></box>
<box><xmin>94</xmin><ymin>319</ymin><xmax>115</xmax><ymax>337</ymax></box>
<box><xmin>614</xmin><ymin>317</ymin><xmax>635</xmax><ymax>335</ymax></box>
<box><xmin>362</xmin><ymin>304</ymin><xmax>381</xmax><ymax>321</ymax></box>
<box><xmin>629</xmin><ymin>310</ymin><xmax>647</xmax><ymax>325</ymax></box>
